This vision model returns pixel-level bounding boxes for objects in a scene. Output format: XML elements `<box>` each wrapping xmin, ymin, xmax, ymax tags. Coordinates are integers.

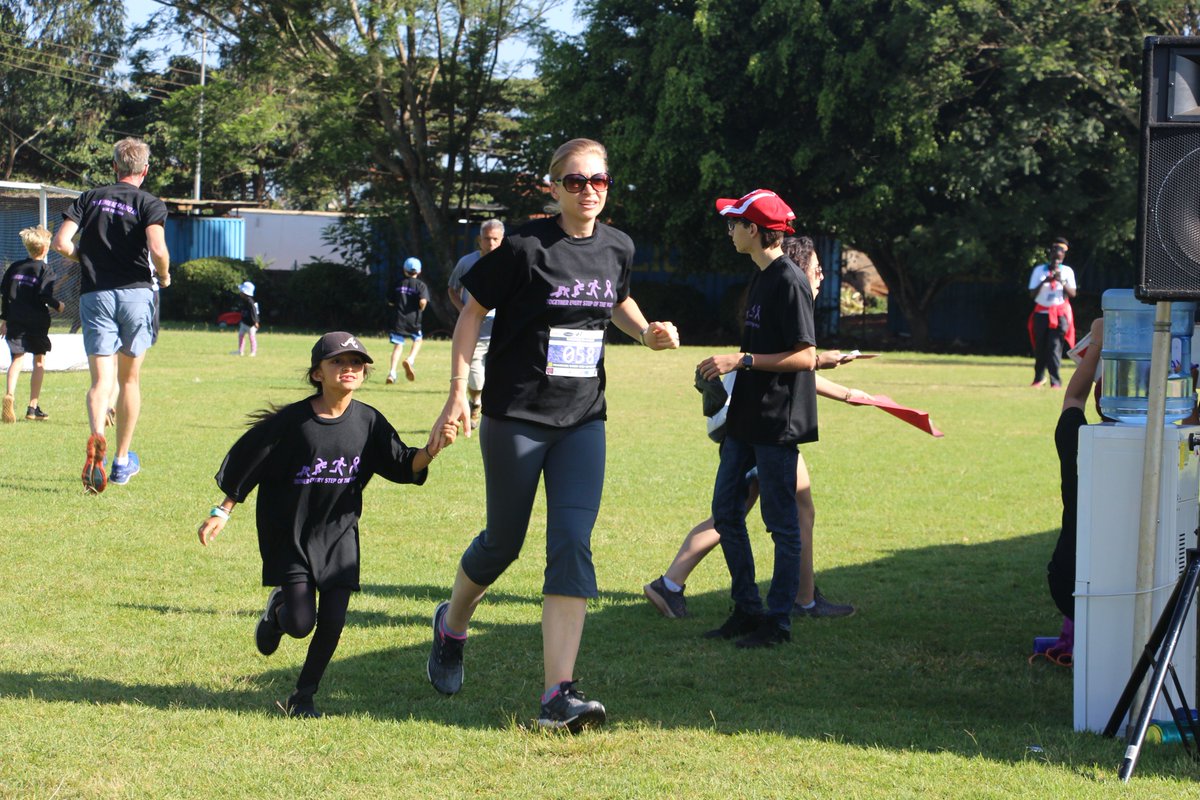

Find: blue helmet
<box><xmin>403</xmin><ymin>257</ymin><xmax>422</xmax><ymax>274</ymax></box>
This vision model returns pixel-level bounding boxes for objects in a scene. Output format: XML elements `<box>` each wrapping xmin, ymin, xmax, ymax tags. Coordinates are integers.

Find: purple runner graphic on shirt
<box><xmin>745</xmin><ymin>303</ymin><xmax>762</xmax><ymax>330</ymax></box>
<box><xmin>547</xmin><ymin>278</ymin><xmax>617</xmax><ymax>309</ymax></box>
<box><xmin>294</xmin><ymin>455</ymin><xmax>362</xmax><ymax>485</ymax></box>
<box><xmin>11</xmin><ymin>274</ymin><xmax>39</xmax><ymax>288</ymax></box>
<box><xmin>90</xmin><ymin>198</ymin><xmax>139</xmax><ymax>218</ymax></box>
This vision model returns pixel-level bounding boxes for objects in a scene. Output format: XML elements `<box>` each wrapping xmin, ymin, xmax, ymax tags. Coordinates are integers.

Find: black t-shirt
<box><xmin>390</xmin><ymin>276</ymin><xmax>429</xmax><ymax>333</ymax></box>
<box><xmin>63</xmin><ymin>182</ymin><xmax>167</xmax><ymax>294</ymax></box>
<box><xmin>460</xmin><ymin>217</ymin><xmax>633</xmax><ymax>428</ymax></box>
<box><xmin>239</xmin><ymin>295</ymin><xmax>260</xmax><ymax>326</ymax></box>
<box><xmin>0</xmin><ymin>258</ymin><xmax>59</xmax><ymax>331</ymax></box>
<box><xmin>214</xmin><ymin>398</ymin><xmax>426</xmax><ymax>590</ymax></box>
<box><xmin>726</xmin><ymin>255</ymin><xmax>819</xmax><ymax>445</ymax></box>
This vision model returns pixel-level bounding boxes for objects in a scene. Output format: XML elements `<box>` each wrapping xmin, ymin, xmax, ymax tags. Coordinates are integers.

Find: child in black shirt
<box><xmin>1</xmin><ymin>225</ymin><xmax>64</xmax><ymax>423</ymax></box>
<box><xmin>386</xmin><ymin>257</ymin><xmax>429</xmax><ymax>383</ymax></box>
<box><xmin>235</xmin><ymin>280</ymin><xmax>260</xmax><ymax>357</ymax></box>
<box><xmin>197</xmin><ymin>331</ymin><xmax>457</xmax><ymax>717</ymax></box>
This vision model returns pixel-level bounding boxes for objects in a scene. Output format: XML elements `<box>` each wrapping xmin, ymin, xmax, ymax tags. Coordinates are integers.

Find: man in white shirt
<box><xmin>1027</xmin><ymin>236</ymin><xmax>1077</xmax><ymax>388</ymax></box>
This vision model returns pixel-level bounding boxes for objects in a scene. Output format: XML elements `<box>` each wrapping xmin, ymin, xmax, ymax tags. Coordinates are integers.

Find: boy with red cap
<box><xmin>696</xmin><ymin>189</ymin><xmax>818</xmax><ymax>648</ymax></box>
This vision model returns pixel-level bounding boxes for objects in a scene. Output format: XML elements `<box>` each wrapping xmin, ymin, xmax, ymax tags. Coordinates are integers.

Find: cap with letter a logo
<box><xmin>312</xmin><ymin>331</ymin><xmax>374</xmax><ymax>363</ymax></box>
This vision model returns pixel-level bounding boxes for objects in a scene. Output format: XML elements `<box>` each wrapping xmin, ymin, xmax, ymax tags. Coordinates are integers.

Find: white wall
<box><xmin>235</xmin><ymin>209</ymin><xmax>346</xmax><ymax>271</ymax></box>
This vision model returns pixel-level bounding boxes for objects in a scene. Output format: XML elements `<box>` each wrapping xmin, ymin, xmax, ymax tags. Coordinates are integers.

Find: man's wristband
<box><xmin>639</xmin><ymin>326</ymin><xmax>651</xmax><ymax>346</ymax></box>
<box><xmin>209</xmin><ymin>506</ymin><xmax>230</xmax><ymax>520</ymax></box>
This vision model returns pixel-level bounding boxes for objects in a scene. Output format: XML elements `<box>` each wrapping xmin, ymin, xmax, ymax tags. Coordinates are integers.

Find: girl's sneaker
<box><xmin>537</xmin><ymin>681</ymin><xmax>606</xmax><ymax>733</ymax></box>
<box><xmin>25</xmin><ymin>405</ymin><xmax>49</xmax><ymax>421</ymax></box>
<box><xmin>1</xmin><ymin>394</ymin><xmax>14</xmax><ymax>423</ymax></box>
<box><xmin>82</xmin><ymin>434</ymin><xmax>107</xmax><ymax>494</ymax></box>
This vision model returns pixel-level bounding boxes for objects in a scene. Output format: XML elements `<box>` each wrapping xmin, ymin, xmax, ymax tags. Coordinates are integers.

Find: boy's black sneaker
<box><xmin>702</xmin><ymin>608</ymin><xmax>763</xmax><ymax>640</ymax></box>
<box><xmin>643</xmin><ymin>575</ymin><xmax>689</xmax><ymax>619</ymax></box>
<box><xmin>255</xmin><ymin>587</ymin><xmax>285</xmax><ymax>656</ymax></box>
<box><xmin>537</xmin><ymin>680</ymin><xmax>606</xmax><ymax>733</ymax></box>
<box><xmin>734</xmin><ymin>618</ymin><xmax>791</xmax><ymax>649</ymax></box>
<box><xmin>427</xmin><ymin>601</ymin><xmax>464</xmax><ymax>695</ymax></box>
<box><xmin>284</xmin><ymin>691</ymin><xmax>322</xmax><ymax>719</ymax></box>
<box><xmin>25</xmin><ymin>406</ymin><xmax>48</xmax><ymax>421</ymax></box>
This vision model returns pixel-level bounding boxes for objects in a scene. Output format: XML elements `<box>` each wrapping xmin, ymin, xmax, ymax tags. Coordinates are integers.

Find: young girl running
<box><xmin>198</xmin><ymin>331</ymin><xmax>456</xmax><ymax>717</ymax></box>
<box><xmin>426</xmin><ymin>138</ymin><xmax>679</xmax><ymax>732</ymax></box>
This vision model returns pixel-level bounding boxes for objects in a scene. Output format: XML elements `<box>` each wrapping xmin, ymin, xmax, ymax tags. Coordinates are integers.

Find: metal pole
<box><xmin>1131</xmin><ymin>300</ymin><xmax>1173</xmax><ymax>719</ymax></box>
<box><xmin>193</xmin><ymin>28</ymin><xmax>207</xmax><ymax>204</ymax></box>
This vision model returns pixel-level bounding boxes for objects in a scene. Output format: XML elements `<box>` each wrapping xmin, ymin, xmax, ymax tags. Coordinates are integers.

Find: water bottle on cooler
<box><xmin>1099</xmin><ymin>289</ymin><xmax>1196</xmax><ymax>424</ymax></box>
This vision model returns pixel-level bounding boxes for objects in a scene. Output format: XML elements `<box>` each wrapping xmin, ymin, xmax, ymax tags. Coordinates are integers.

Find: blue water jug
<box><xmin>1099</xmin><ymin>289</ymin><xmax>1196</xmax><ymax>424</ymax></box>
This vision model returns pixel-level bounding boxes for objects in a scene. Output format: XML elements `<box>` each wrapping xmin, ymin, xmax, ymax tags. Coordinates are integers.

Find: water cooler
<box><xmin>1074</xmin><ymin>423</ymin><xmax>1200</xmax><ymax>732</ymax></box>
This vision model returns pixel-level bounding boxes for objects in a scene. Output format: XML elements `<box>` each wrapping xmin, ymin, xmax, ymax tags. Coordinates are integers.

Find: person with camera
<box><xmin>1027</xmin><ymin>236</ymin><xmax>1077</xmax><ymax>388</ymax></box>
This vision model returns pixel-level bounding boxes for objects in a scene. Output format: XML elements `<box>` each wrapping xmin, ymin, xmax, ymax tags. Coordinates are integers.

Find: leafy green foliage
<box><xmin>283</xmin><ymin>260</ymin><xmax>385</xmax><ymax>331</ymax></box>
<box><xmin>165</xmin><ymin>256</ymin><xmax>258</xmax><ymax>322</ymax></box>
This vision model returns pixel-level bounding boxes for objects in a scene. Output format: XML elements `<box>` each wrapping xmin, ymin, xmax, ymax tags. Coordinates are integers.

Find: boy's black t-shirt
<box><xmin>460</xmin><ymin>217</ymin><xmax>633</xmax><ymax>428</ymax></box>
<box><xmin>390</xmin><ymin>276</ymin><xmax>429</xmax><ymax>333</ymax></box>
<box><xmin>726</xmin><ymin>255</ymin><xmax>819</xmax><ymax>445</ymax></box>
<box><xmin>63</xmin><ymin>182</ymin><xmax>167</xmax><ymax>294</ymax></box>
<box><xmin>215</xmin><ymin>398</ymin><xmax>426</xmax><ymax>590</ymax></box>
<box><xmin>0</xmin><ymin>258</ymin><xmax>59</xmax><ymax>331</ymax></box>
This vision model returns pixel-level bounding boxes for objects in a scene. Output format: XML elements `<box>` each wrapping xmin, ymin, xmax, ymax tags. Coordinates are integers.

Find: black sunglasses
<box><xmin>556</xmin><ymin>172</ymin><xmax>613</xmax><ymax>193</ymax></box>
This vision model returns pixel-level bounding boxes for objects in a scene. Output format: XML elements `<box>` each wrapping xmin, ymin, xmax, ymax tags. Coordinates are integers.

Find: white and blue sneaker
<box><xmin>109</xmin><ymin>452</ymin><xmax>141</xmax><ymax>485</ymax></box>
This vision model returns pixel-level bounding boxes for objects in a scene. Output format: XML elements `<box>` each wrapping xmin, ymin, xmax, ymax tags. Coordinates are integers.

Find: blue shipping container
<box><xmin>165</xmin><ymin>216</ymin><xmax>245</xmax><ymax>263</ymax></box>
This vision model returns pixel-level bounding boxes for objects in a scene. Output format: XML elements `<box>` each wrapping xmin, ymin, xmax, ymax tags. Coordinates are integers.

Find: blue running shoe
<box><xmin>109</xmin><ymin>452</ymin><xmax>141</xmax><ymax>485</ymax></box>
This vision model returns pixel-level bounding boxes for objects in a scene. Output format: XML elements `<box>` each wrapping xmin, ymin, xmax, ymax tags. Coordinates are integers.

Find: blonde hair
<box><xmin>18</xmin><ymin>225</ymin><xmax>51</xmax><ymax>258</ymax></box>
<box><xmin>548</xmin><ymin>138</ymin><xmax>607</xmax><ymax>181</ymax></box>
<box><xmin>113</xmin><ymin>138</ymin><xmax>150</xmax><ymax>178</ymax></box>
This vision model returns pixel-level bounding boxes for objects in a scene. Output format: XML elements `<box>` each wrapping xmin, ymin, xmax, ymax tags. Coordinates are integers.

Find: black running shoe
<box><xmin>25</xmin><ymin>405</ymin><xmax>48</xmax><ymax>421</ymax></box>
<box><xmin>643</xmin><ymin>575</ymin><xmax>689</xmax><ymax>619</ymax></box>
<box><xmin>284</xmin><ymin>690</ymin><xmax>322</xmax><ymax>719</ymax></box>
<box><xmin>702</xmin><ymin>608</ymin><xmax>763</xmax><ymax>640</ymax></box>
<box><xmin>537</xmin><ymin>680</ymin><xmax>606</xmax><ymax>733</ymax></box>
<box><xmin>427</xmin><ymin>600</ymin><xmax>464</xmax><ymax>695</ymax></box>
<box><xmin>255</xmin><ymin>587</ymin><xmax>284</xmax><ymax>656</ymax></box>
<box><xmin>734</xmin><ymin>618</ymin><xmax>791</xmax><ymax>649</ymax></box>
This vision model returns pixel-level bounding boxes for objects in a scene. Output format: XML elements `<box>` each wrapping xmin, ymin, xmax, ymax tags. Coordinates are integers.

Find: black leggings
<box><xmin>1047</xmin><ymin>407</ymin><xmax>1087</xmax><ymax>620</ymax></box>
<box><xmin>276</xmin><ymin>581</ymin><xmax>352</xmax><ymax>698</ymax></box>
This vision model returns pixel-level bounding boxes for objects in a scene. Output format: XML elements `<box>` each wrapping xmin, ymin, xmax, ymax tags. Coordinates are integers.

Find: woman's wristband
<box><xmin>639</xmin><ymin>326</ymin><xmax>650</xmax><ymax>346</ymax></box>
<box><xmin>450</xmin><ymin>376</ymin><xmax>468</xmax><ymax>382</ymax></box>
<box><xmin>209</xmin><ymin>505</ymin><xmax>230</xmax><ymax>520</ymax></box>
<box><xmin>422</xmin><ymin>445</ymin><xmax>435</xmax><ymax>461</ymax></box>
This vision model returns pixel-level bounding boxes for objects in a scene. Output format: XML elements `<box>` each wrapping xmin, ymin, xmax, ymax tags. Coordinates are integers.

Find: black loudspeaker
<box><xmin>1137</xmin><ymin>37</ymin><xmax>1200</xmax><ymax>301</ymax></box>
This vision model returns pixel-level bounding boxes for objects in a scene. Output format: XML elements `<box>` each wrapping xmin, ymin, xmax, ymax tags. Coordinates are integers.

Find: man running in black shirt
<box><xmin>53</xmin><ymin>137</ymin><xmax>171</xmax><ymax>493</ymax></box>
<box><xmin>697</xmin><ymin>189</ymin><xmax>818</xmax><ymax>648</ymax></box>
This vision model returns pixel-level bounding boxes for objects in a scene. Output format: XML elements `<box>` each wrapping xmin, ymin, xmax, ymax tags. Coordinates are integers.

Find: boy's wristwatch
<box><xmin>740</xmin><ymin>353</ymin><xmax>754</xmax><ymax>371</ymax></box>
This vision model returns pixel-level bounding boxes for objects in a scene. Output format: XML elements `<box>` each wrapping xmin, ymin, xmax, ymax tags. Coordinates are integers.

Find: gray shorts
<box><xmin>80</xmin><ymin>288</ymin><xmax>155</xmax><ymax>358</ymax></box>
<box><xmin>467</xmin><ymin>337</ymin><xmax>489</xmax><ymax>393</ymax></box>
<box><xmin>460</xmin><ymin>416</ymin><xmax>605</xmax><ymax>597</ymax></box>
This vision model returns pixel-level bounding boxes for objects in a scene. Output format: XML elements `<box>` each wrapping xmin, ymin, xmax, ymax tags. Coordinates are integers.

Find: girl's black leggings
<box><xmin>277</xmin><ymin>581</ymin><xmax>352</xmax><ymax>698</ymax></box>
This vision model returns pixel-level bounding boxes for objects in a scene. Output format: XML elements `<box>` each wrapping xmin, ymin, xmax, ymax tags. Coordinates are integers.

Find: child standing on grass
<box><xmin>197</xmin><ymin>331</ymin><xmax>456</xmax><ymax>717</ymax></box>
<box><xmin>385</xmin><ymin>257</ymin><xmax>429</xmax><ymax>384</ymax></box>
<box><xmin>235</xmin><ymin>281</ymin><xmax>260</xmax><ymax>357</ymax></box>
<box><xmin>1</xmin><ymin>225</ymin><xmax>65</xmax><ymax>423</ymax></box>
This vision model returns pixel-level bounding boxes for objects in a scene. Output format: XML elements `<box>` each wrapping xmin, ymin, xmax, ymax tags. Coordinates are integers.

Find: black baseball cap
<box><xmin>311</xmin><ymin>331</ymin><xmax>373</xmax><ymax>364</ymax></box>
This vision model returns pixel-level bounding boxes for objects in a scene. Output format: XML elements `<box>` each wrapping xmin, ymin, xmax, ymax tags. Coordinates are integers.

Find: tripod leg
<box><xmin>1119</xmin><ymin>552</ymin><xmax>1200</xmax><ymax>781</ymax></box>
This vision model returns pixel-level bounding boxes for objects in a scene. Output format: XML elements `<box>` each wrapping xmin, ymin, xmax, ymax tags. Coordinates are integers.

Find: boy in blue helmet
<box><xmin>386</xmin><ymin>256</ymin><xmax>430</xmax><ymax>383</ymax></box>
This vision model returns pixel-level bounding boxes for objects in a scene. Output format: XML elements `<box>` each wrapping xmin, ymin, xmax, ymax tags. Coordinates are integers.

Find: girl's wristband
<box><xmin>209</xmin><ymin>506</ymin><xmax>230</xmax><ymax>520</ymax></box>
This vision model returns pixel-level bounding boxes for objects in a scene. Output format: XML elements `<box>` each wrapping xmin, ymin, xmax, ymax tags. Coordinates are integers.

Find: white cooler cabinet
<box><xmin>1074</xmin><ymin>423</ymin><xmax>1200</xmax><ymax>733</ymax></box>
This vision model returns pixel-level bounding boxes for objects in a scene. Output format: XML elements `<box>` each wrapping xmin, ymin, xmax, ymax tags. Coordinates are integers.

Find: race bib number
<box><xmin>546</xmin><ymin>327</ymin><xmax>604</xmax><ymax>378</ymax></box>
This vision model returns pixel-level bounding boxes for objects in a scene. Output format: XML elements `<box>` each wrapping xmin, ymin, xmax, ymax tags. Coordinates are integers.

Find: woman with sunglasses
<box><xmin>426</xmin><ymin>138</ymin><xmax>679</xmax><ymax>731</ymax></box>
<box><xmin>644</xmin><ymin>236</ymin><xmax>867</xmax><ymax>621</ymax></box>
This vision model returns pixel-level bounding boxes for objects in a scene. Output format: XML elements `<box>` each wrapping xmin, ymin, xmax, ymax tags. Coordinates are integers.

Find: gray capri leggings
<box><xmin>460</xmin><ymin>416</ymin><xmax>606</xmax><ymax>597</ymax></box>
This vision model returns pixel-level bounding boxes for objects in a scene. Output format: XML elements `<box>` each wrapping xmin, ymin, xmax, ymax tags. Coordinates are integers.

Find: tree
<box><xmin>0</xmin><ymin>0</ymin><xmax>125</xmax><ymax>184</ymax></box>
<box><xmin>154</xmin><ymin>0</ymin><xmax>558</xmax><ymax>308</ymax></box>
<box><xmin>534</xmin><ymin>0</ymin><xmax>1200</xmax><ymax>346</ymax></box>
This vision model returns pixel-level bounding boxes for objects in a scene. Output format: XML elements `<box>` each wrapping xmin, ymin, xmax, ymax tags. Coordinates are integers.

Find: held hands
<box><xmin>425</xmin><ymin>419</ymin><xmax>459</xmax><ymax>458</ymax></box>
<box><xmin>697</xmin><ymin>353</ymin><xmax>741</xmax><ymax>381</ymax></box>
<box><xmin>642</xmin><ymin>321</ymin><xmax>680</xmax><ymax>350</ymax></box>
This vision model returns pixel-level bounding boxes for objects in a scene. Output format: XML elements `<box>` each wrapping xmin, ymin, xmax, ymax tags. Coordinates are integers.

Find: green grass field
<box><xmin>0</xmin><ymin>328</ymin><xmax>1194</xmax><ymax>798</ymax></box>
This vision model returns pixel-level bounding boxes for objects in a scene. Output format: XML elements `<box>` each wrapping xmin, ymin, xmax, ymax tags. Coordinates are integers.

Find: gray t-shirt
<box><xmin>449</xmin><ymin>250</ymin><xmax>495</xmax><ymax>340</ymax></box>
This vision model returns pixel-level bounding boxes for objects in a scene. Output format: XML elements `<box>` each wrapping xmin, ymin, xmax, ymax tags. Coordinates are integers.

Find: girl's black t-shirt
<box><xmin>726</xmin><ymin>255</ymin><xmax>819</xmax><ymax>445</ymax></box>
<box><xmin>461</xmin><ymin>217</ymin><xmax>633</xmax><ymax>428</ymax></box>
<box><xmin>215</xmin><ymin>398</ymin><xmax>425</xmax><ymax>590</ymax></box>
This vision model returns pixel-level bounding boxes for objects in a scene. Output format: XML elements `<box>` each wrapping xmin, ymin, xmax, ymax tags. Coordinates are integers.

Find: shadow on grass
<box><xmin>2</xmin><ymin>532</ymin><xmax>1193</xmax><ymax>780</ymax></box>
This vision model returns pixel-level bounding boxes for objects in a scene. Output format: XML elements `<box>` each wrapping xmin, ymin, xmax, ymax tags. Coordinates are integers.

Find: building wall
<box><xmin>234</xmin><ymin>209</ymin><xmax>347</xmax><ymax>270</ymax></box>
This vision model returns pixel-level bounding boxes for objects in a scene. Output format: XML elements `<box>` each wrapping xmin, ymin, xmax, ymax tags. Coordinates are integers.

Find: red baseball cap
<box><xmin>715</xmin><ymin>189</ymin><xmax>796</xmax><ymax>233</ymax></box>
